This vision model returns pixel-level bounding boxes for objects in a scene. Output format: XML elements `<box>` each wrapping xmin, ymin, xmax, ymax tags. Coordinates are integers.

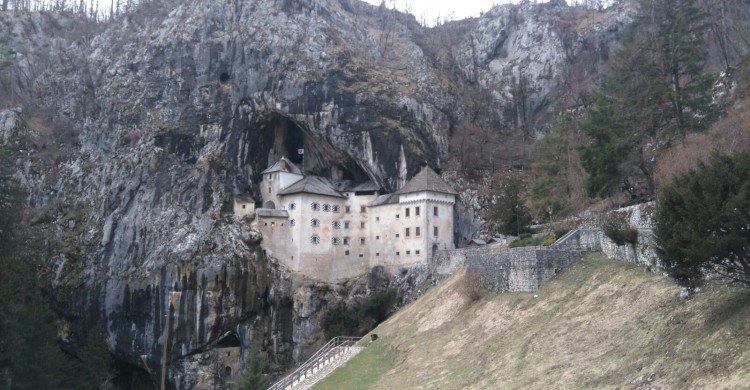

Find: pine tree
<box><xmin>73</xmin><ymin>324</ymin><xmax>113</xmax><ymax>390</ymax></box>
<box><xmin>238</xmin><ymin>347</ymin><xmax>270</xmax><ymax>390</ymax></box>
<box><xmin>578</xmin><ymin>0</ymin><xmax>716</xmax><ymax>199</ymax></box>
<box><xmin>531</xmin><ymin>113</ymin><xmax>575</xmax><ymax>220</ymax></box>
<box><xmin>486</xmin><ymin>176</ymin><xmax>532</xmax><ymax>236</ymax></box>
<box><xmin>0</xmin><ymin>145</ymin><xmax>72</xmax><ymax>390</ymax></box>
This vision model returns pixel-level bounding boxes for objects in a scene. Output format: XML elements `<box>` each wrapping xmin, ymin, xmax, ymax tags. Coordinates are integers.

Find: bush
<box><xmin>321</xmin><ymin>289</ymin><xmax>398</xmax><ymax>340</ymax></box>
<box><xmin>509</xmin><ymin>234</ymin><xmax>556</xmax><ymax>248</ymax></box>
<box><xmin>465</xmin><ymin>272</ymin><xmax>487</xmax><ymax>302</ymax></box>
<box><xmin>655</xmin><ymin>152</ymin><xmax>750</xmax><ymax>288</ymax></box>
<box><xmin>602</xmin><ymin>213</ymin><xmax>638</xmax><ymax>246</ymax></box>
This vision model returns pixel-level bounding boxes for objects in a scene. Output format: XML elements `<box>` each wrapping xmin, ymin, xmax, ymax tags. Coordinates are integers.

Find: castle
<box><xmin>239</xmin><ymin>158</ymin><xmax>457</xmax><ymax>281</ymax></box>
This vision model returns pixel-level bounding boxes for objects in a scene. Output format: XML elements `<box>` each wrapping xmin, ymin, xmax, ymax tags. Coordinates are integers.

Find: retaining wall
<box><xmin>465</xmin><ymin>247</ymin><xmax>585</xmax><ymax>292</ymax></box>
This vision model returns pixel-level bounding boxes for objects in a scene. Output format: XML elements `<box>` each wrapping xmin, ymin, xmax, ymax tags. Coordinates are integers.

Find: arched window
<box><xmin>310</xmin><ymin>218</ymin><xmax>320</xmax><ymax>227</ymax></box>
<box><xmin>263</xmin><ymin>201</ymin><xmax>276</xmax><ymax>209</ymax></box>
<box><xmin>310</xmin><ymin>235</ymin><xmax>320</xmax><ymax>244</ymax></box>
<box><xmin>311</xmin><ymin>202</ymin><xmax>320</xmax><ymax>211</ymax></box>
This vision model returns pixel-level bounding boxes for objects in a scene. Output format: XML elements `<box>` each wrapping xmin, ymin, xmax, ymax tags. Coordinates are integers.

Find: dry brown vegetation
<box><xmin>316</xmin><ymin>254</ymin><xmax>750</xmax><ymax>389</ymax></box>
<box><xmin>651</xmin><ymin>58</ymin><xmax>750</xmax><ymax>190</ymax></box>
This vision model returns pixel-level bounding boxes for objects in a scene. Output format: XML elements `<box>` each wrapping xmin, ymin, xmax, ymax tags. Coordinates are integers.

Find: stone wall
<box><xmin>551</xmin><ymin>201</ymin><xmax>659</xmax><ymax>269</ymax></box>
<box><xmin>465</xmin><ymin>247</ymin><xmax>585</xmax><ymax>292</ymax></box>
<box><xmin>430</xmin><ymin>244</ymin><xmax>507</xmax><ymax>279</ymax></box>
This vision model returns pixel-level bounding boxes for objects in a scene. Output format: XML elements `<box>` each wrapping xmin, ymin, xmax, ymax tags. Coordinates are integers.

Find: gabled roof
<box><xmin>261</xmin><ymin>157</ymin><xmax>302</xmax><ymax>175</ymax></box>
<box><xmin>369</xmin><ymin>193</ymin><xmax>398</xmax><ymax>207</ymax></box>
<box><xmin>467</xmin><ymin>239</ymin><xmax>487</xmax><ymax>246</ymax></box>
<box><xmin>257</xmin><ymin>209</ymin><xmax>289</xmax><ymax>218</ymax></box>
<box><xmin>234</xmin><ymin>195</ymin><xmax>255</xmax><ymax>203</ymax></box>
<box><xmin>350</xmin><ymin>181</ymin><xmax>380</xmax><ymax>192</ymax></box>
<box><xmin>396</xmin><ymin>166</ymin><xmax>457</xmax><ymax>195</ymax></box>
<box><xmin>278</xmin><ymin>176</ymin><xmax>346</xmax><ymax>198</ymax></box>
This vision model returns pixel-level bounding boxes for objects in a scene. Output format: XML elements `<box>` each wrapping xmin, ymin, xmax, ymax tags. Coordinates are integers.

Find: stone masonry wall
<box><xmin>464</xmin><ymin>247</ymin><xmax>585</xmax><ymax>292</ymax></box>
<box><xmin>550</xmin><ymin>202</ymin><xmax>659</xmax><ymax>268</ymax></box>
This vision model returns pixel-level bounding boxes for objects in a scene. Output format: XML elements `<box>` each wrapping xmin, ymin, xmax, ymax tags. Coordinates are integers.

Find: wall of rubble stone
<box><xmin>465</xmin><ymin>247</ymin><xmax>585</xmax><ymax>292</ymax></box>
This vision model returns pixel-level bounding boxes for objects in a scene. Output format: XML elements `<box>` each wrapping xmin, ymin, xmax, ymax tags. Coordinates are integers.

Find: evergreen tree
<box><xmin>655</xmin><ymin>152</ymin><xmax>750</xmax><ymax>288</ymax></box>
<box><xmin>531</xmin><ymin>113</ymin><xmax>575</xmax><ymax>220</ymax></box>
<box><xmin>238</xmin><ymin>347</ymin><xmax>270</xmax><ymax>390</ymax></box>
<box><xmin>486</xmin><ymin>176</ymin><xmax>532</xmax><ymax>236</ymax></box>
<box><xmin>73</xmin><ymin>324</ymin><xmax>113</xmax><ymax>390</ymax></box>
<box><xmin>578</xmin><ymin>0</ymin><xmax>716</xmax><ymax>198</ymax></box>
<box><xmin>0</xmin><ymin>146</ymin><xmax>72</xmax><ymax>390</ymax></box>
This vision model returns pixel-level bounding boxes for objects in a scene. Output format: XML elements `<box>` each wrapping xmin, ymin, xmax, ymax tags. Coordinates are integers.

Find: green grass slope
<box><xmin>314</xmin><ymin>254</ymin><xmax>750</xmax><ymax>389</ymax></box>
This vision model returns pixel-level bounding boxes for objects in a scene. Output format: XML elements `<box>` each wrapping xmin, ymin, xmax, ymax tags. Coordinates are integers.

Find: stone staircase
<box><xmin>268</xmin><ymin>336</ymin><xmax>363</xmax><ymax>390</ymax></box>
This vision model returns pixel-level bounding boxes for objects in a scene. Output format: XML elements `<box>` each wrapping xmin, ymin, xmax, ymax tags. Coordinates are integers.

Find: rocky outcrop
<box><xmin>0</xmin><ymin>0</ymin><xmax>635</xmax><ymax>386</ymax></box>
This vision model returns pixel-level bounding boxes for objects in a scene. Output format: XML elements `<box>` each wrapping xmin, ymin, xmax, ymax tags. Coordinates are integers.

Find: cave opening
<box><xmin>246</xmin><ymin>112</ymin><xmax>374</xmax><ymax>189</ymax></box>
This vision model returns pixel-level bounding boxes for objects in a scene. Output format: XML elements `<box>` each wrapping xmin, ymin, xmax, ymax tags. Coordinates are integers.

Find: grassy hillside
<box><xmin>314</xmin><ymin>254</ymin><xmax>750</xmax><ymax>389</ymax></box>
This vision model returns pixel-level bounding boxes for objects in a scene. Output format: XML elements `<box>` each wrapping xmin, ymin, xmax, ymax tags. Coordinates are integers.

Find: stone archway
<box><xmin>263</xmin><ymin>200</ymin><xmax>276</xmax><ymax>209</ymax></box>
<box><xmin>432</xmin><ymin>244</ymin><xmax>439</xmax><ymax>258</ymax></box>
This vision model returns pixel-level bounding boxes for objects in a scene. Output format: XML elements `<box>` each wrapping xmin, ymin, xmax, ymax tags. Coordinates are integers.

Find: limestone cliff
<box><xmin>0</xmin><ymin>0</ymin><xmax>633</xmax><ymax>386</ymax></box>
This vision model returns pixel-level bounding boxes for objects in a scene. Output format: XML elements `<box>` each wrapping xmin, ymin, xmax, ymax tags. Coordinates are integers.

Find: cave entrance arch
<box><xmin>247</xmin><ymin>112</ymin><xmax>374</xmax><ymax>185</ymax></box>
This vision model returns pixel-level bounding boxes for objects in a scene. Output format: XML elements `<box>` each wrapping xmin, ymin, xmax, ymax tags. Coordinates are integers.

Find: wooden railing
<box><xmin>267</xmin><ymin>336</ymin><xmax>361</xmax><ymax>390</ymax></box>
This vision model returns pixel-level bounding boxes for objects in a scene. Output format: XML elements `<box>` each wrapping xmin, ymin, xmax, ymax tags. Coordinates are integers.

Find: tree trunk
<box><xmin>2</xmin><ymin>0</ymin><xmax>9</xmax><ymax>11</ymax></box>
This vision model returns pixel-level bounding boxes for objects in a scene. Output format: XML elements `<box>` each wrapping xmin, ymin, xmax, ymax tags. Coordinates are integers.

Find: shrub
<box><xmin>541</xmin><ymin>236</ymin><xmax>557</xmax><ymax>246</ymax></box>
<box><xmin>655</xmin><ymin>152</ymin><xmax>750</xmax><ymax>288</ymax></box>
<box><xmin>465</xmin><ymin>272</ymin><xmax>487</xmax><ymax>302</ymax></box>
<box><xmin>321</xmin><ymin>289</ymin><xmax>398</xmax><ymax>340</ymax></box>
<box><xmin>509</xmin><ymin>234</ymin><xmax>556</xmax><ymax>248</ymax></box>
<box><xmin>602</xmin><ymin>213</ymin><xmax>638</xmax><ymax>246</ymax></box>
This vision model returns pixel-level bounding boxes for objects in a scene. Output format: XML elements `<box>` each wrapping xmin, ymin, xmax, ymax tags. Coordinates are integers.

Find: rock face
<box><xmin>0</xmin><ymin>0</ymin><xmax>634</xmax><ymax>387</ymax></box>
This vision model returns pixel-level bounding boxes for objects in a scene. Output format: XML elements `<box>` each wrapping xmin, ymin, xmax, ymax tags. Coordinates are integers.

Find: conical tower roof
<box><xmin>395</xmin><ymin>166</ymin><xmax>457</xmax><ymax>195</ymax></box>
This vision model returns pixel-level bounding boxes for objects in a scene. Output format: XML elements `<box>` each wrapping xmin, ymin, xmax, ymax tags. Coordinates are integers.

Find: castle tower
<box><xmin>259</xmin><ymin>157</ymin><xmax>303</xmax><ymax>209</ymax></box>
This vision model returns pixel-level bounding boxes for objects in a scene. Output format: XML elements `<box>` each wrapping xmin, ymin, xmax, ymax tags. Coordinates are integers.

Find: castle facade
<box><xmin>244</xmin><ymin>158</ymin><xmax>456</xmax><ymax>281</ymax></box>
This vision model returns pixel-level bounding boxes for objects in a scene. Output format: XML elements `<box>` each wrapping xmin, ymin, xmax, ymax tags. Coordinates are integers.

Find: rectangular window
<box><xmin>360</xmin><ymin>206</ymin><xmax>366</xmax><ymax>213</ymax></box>
<box><xmin>405</xmin><ymin>208</ymin><xmax>410</xmax><ymax>217</ymax></box>
<box><xmin>405</xmin><ymin>228</ymin><xmax>410</xmax><ymax>237</ymax></box>
<box><xmin>344</xmin><ymin>238</ymin><xmax>350</xmax><ymax>245</ymax></box>
<box><xmin>416</xmin><ymin>250</ymin><xmax>420</xmax><ymax>255</ymax></box>
<box><xmin>434</xmin><ymin>206</ymin><xmax>438</xmax><ymax>216</ymax></box>
<box><xmin>416</xmin><ymin>227</ymin><xmax>420</xmax><ymax>236</ymax></box>
<box><xmin>360</xmin><ymin>222</ymin><xmax>365</xmax><ymax>229</ymax></box>
<box><xmin>406</xmin><ymin>250</ymin><xmax>411</xmax><ymax>255</ymax></box>
<box><xmin>345</xmin><ymin>250</ymin><xmax>350</xmax><ymax>255</ymax></box>
<box><xmin>344</xmin><ymin>221</ymin><xmax>350</xmax><ymax>229</ymax></box>
<box><xmin>415</xmin><ymin>207</ymin><xmax>420</xmax><ymax>216</ymax></box>
<box><xmin>376</xmin><ymin>217</ymin><xmax>380</xmax><ymax>222</ymax></box>
<box><xmin>346</xmin><ymin>206</ymin><xmax>351</xmax><ymax>213</ymax></box>
<box><xmin>434</xmin><ymin>227</ymin><xmax>438</xmax><ymax>236</ymax></box>
<box><xmin>359</xmin><ymin>254</ymin><xmax>364</xmax><ymax>257</ymax></box>
<box><xmin>360</xmin><ymin>238</ymin><xmax>366</xmax><ymax>245</ymax></box>
<box><xmin>376</xmin><ymin>235</ymin><xmax>380</xmax><ymax>240</ymax></box>
<box><xmin>376</xmin><ymin>252</ymin><xmax>380</xmax><ymax>256</ymax></box>
<box><xmin>268</xmin><ymin>187</ymin><xmax>271</xmax><ymax>193</ymax></box>
<box><xmin>396</xmin><ymin>214</ymin><xmax>400</xmax><ymax>219</ymax></box>
<box><xmin>396</xmin><ymin>233</ymin><xmax>400</xmax><ymax>237</ymax></box>
<box><xmin>396</xmin><ymin>252</ymin><xmax>400</xmax><ymax>256</ymax></box>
